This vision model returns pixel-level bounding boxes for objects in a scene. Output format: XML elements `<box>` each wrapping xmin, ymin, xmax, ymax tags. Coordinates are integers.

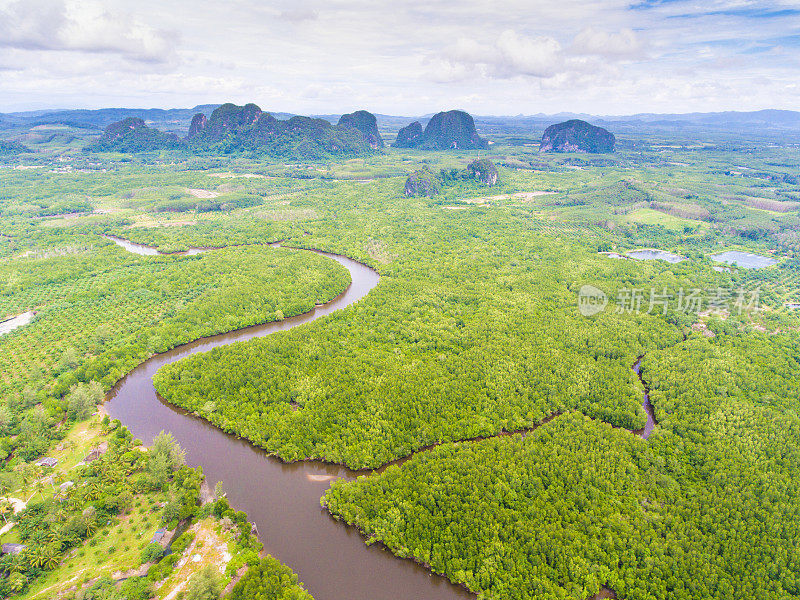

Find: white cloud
<box><xmin>278</xmin><ymin>9</ymin><xmax>319</xmax><ymax>22</ymax></box>
<box><xmin>493</xmin><ymin>31</ymin><xmax>564</xmax><ymax>78</ymax></box>
<box><xmin>446</xmin><ymin>37</ymin><xmax>494</xmax><ymax>67</ymax></box>
<box><xmin>571</xmin><ymin>27</ymin><xmax>644</xmax><ymax>58</ymax></box>
<box><xmin>0</xmin><ymin>0</ymin><xmax>68</xmax><ymax>50</ymax></box>
<box><xmin>436</xmin><ymin>29</ymin><xmax>630</xmax><ymax>82</ymax></box>
<box><xmin>424</xmin><ymin>58</ymin><xmax>477</xmax><ymax>83</ymax></box>
<box><xmin>300</xmin><ymin>83</ymin><xmax>354</xmax><ymax>99</ymax></box>
<box><xmin>0</xmin><ymin>0</ymin><xmax>177</xmax><ymax>63</ymax></box>
<box><xmin>1</xmin><ymin>0</ymin><xmax>799</xmax><ymax>114</ymax></box>
<box><xmin>438</xmin><ymin>31</ymin><xmax>564</xmax><ymax>80</ymax></box>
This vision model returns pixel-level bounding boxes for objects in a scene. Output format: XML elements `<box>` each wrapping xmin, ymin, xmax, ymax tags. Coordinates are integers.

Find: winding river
<box><xmin>104</xmin><ymin>238</ymin><xmax>474</xmax><ymax>600</ymax></box>
<box><xmin>103</xmin><ymin>235</ymin><xmax>659</xmax><ymax>600</ymax></box>
<box><xmin>102</xmin><ymin>234</ymin><xmax>210</xmax><ymax>256</ymax></box>
<box><xmin>632</xmin><ymin>356</ymin><xmax>656</xmax><ymax>440</ymax></box>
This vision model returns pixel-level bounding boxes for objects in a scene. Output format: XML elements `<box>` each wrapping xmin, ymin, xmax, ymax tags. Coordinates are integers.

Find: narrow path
<box><xmin>0</xmin><ymin>312</ymin><xmax>34</xmax><ymax>335</ymax></box>
<box><xmin>0</xmin><ymin>496</ymin><xmax>26</xmax><ymax>535</ymax></box>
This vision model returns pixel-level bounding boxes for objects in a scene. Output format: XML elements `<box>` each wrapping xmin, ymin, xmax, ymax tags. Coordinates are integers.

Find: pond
<box><xmin>626</xmin><ymin>249</ymin><xmax>685</xmax><ymax>263</ymax></box>
<box><xmin>710</xmin><ymin>250</ymin><xmax>778</xmax><ymax>269</ymax></box>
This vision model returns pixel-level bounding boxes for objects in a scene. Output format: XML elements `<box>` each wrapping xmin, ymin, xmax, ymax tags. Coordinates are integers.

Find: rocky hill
<box><xmin>187</xmin><ymin>103</ymin><xmax>262</xmax><ymax>142</ymax></box>
<box><xmin>187</xmin><ymin>113</ymin><xmax>208</xmax><ymax>139</ymax></box>
<box><xmin>405</xmin><ymin>159</ymin><xmax>499</xmax><ymax>197</ymax></box>
<box><xmin>404</xmin><ymin>168</ymin><xmax>441</xmax><ymax>197</ymax></box>
<box><xmin>393</xmin><ymin>110</ymin><xmax>487</xmax><ymax>150</ymax></box>
<box><xmin>187</xmin><ymin>104</ymin><xmax>374</xmax><ymax>159</ymax></box>
<box><xmin>466</xmin><ymin>158</ymin><xmax>498</xmax><ymax>186</ymax></box>
<box><xmin>539</xmin><ymin>119</ymin><xmax>615</xmax><ymax>153</ymax></box>
<box><xmin>337</xmin><ymin>110</ymin><xmax>384</xmax><ymax>149</ymax></box>
<box><xmin>92</xmin><ymin>117</ymin><xmax>180</xmax><ymax>152</ymax></box>
<box><xmin>94</xmin><ymin>104</ymin><xmax>381</xmax><ymax>159</ymax></box>
<box><xmin>393</xmin><ymin>121</ymin><xmax>424</xmax><ymax>148</ymax></box>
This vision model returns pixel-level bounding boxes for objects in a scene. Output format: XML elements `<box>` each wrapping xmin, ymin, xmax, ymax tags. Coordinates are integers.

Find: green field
<box><xmin>624</xmin><ymin>207</ymin><xmax>707</xmax><ymax>231</ymax></box>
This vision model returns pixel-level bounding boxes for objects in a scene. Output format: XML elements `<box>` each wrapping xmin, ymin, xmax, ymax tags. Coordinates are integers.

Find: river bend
<box><xmin>104</xmin><ymin>236</ymin><xmax>659</xmax><ymax>600</ymax></box>
<box><xmin>104</xmin><ymin>240</ymin><xmax>473</xmax><ymax>600</ymax></box>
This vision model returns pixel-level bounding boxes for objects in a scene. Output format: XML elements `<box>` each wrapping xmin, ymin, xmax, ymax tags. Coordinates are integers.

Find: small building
<box><xmin>59</xmin><ymin>481</ymin><xmax>74</xmax><ymax>492</ymax></box>
<box><xmin>1</xmin><ymin>543</ymin><xmax>26</xmax><ymax>555</ymax></box>
<box><xmin>35</xmin><ymin>457</ymin><xmax>58</xmax><ymax>468</ymax></box>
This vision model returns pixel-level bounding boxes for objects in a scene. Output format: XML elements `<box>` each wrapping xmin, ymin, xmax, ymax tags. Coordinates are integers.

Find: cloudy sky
<box><xmin>0</xmin><ymin>0</ymin><xmax>798</xmax><ymax>115</ymax></box>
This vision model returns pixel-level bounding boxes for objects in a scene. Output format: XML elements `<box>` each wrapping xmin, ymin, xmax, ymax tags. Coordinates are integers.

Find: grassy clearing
<box><xmin>1</xmin><ymin>420</ymin><xmax>100</xmax><ymax>507</ymax></box>
<box><xmin>625</xmin><ymin>207</ymin><xmax>707</xmax><ymax>231</ymax></box>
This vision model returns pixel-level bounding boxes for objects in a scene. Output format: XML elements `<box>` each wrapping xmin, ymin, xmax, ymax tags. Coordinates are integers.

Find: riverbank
<box><xmin>104</xmin><ymin>234</ymin><xmax>673</xmax><ymax>600</ymax></box>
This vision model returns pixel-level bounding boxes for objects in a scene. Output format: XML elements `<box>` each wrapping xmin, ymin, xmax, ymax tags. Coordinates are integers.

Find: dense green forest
<box><xmin>0</xmin><ymin>123</ymin><xmax>798</xmax><ymax>599</ymax></box>
<box><xmin>0</xmin><ymin>241</ymin><xmax>348</xmax><ymax>464</ymax></box>
<box><xmin>325</xmin><ymin>331</ymin><xmax>800</xmax><ymax>599</ymax></box>
<box><xmin>154</xmin><ymin>209</ymin><xmax>692</xmax><ymax>467</ymax></box>
<box><xmin>228</xmin><ymin>557</ymin><xmax>313</xmax><ymax>600</ymax></box>
<box><xmin>152</xmin><ymin>177</ymin><xmax>784</xmax><ymax>469</ymax></box>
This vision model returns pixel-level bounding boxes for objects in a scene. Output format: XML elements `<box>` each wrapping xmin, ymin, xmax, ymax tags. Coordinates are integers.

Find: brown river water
<box><xmin>103</xmin><ymin>235</ymin><xmax>658</xmax><ymax>599</ymax></box>
<box><xmin>632</xmin><ymin>356</ymin><xmax>656</xmax><ymax>440</ymax></box>
<box><xmin>104</xmin><ymin>238</ymin><xmax>474</xmax><ymax>600</ymax></box>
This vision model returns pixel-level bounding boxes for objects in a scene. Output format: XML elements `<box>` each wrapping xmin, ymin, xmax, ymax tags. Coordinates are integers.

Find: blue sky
<box><xmin>0</xmin><ymin>0</ymin><xmax>797</xmax><ymax>114</ymax></box>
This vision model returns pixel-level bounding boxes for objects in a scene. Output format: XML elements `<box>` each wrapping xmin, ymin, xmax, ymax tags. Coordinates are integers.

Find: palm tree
<box><xmin>45</xmin><ymin>526</ymin><xmax>63</xmax><ymax>544</ymax></box>
<box><xmin>82</xmin><ymin>516</ymin><xmax>98</xmax><ymax>537</ymax></box>
<box><xmin>41</xmin><ymin>545</ymin><xmax>60</xmax><ymax>570</ymax></box>
<box><xmin>28</xmin><ymin>529</ymin><xmax>49</xmax><ymax>546</ymax></box>
<box><xmin>17</xmin><ymin>464</ymin><xmax>36</xmax><ymax>487</ymax></box>
<box><xmin>61</xmin><ymin>532</ymin><xmax>80</xmax><ymax>550</ymax></box>
<box><xmin>7</xmin><ymin>572</ymin><xmax>26</xmax><ymax>594</ymax></box>
<box><xmin>50</xmin><ymin>508</ymin><xmax>68</xmax><ymax>524</ymax></box>
<box><xmin>26</xmin><ymin>546</ymin><xmax>46</xmax><ymax>569</ymax></box>
<box><xmin>69</xmin><ymin>496</ymin><xmax>83</xmax><ymax>511</ymax></box>
<box><xmin>102</xmin><ymin>465</ymin><xmax>124</xmax><ymax>487</ymax></box>
<box><xmin>84</xmin><ymin>481</ymin><xmax>102</xmax><ymax>501</ymax></box>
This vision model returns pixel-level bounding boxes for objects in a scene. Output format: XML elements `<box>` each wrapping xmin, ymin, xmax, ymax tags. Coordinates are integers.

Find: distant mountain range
<box><xmin>0</xmin><ymin>105</ymin><xmax>222</xmax><ymax>133</ymax></box>
<box><xmin>604</xmin><ymin>109</ymin><xmax>800</xmax><ymax>128</ymax></box>
<box><xmin>2</xmin><ymin>106</ymin><xmax>800</xmax><ymax>135</ymax></box>
<box><xmin>468</xmin><ymin>110</ymin><xmax>800</xmax><ymax>135</ymax></box>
